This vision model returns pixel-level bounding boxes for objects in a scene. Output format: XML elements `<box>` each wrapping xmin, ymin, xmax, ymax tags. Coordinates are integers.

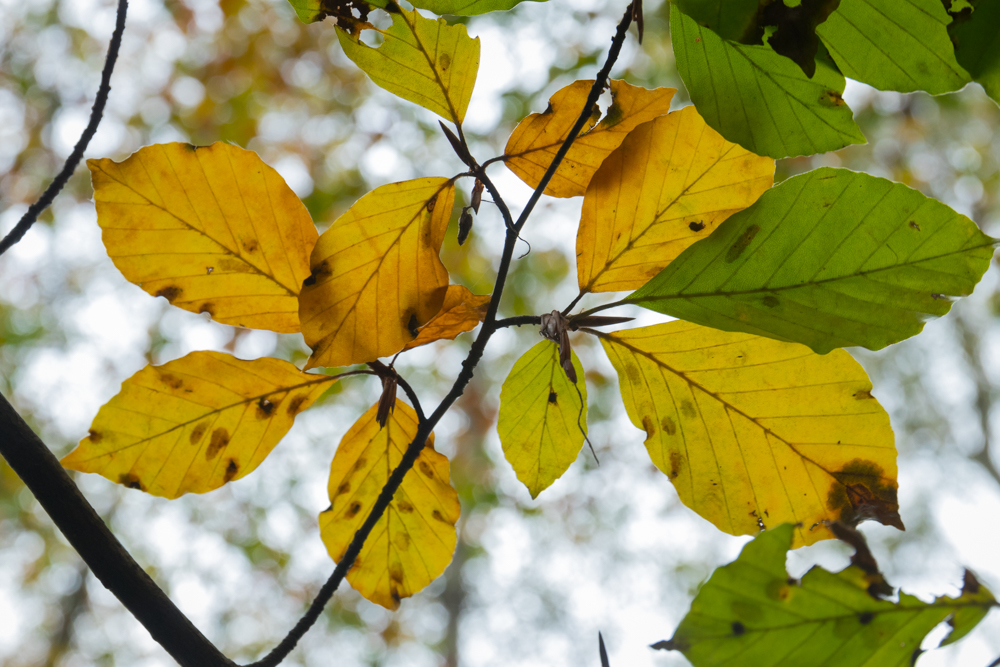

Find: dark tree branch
<box><xmin>0</xmin><ymin>0</ymin><xmax>128</xmax><ymax>257</ymax></box>
<box><xmin>0</xmin><ymin>393</ymin><xmax>235</xmax><ymax>667</ymax></box>
<box><xmin>494</xmin><ymin>315</ymin><xmax>542</xmax><ymax>328</ymax></box>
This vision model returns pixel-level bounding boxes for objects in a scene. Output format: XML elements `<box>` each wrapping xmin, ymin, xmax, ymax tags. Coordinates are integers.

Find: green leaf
<box><xmin>498</xmin><ymin>340</ymin><xmax>587</xmax><ymax>499</ymax></box>
<box><xmin>628</xmin><ymin>167</ymin><xmax>996</xmax><ymax>354</ymax></box>
<box><xmin>817</xmin><ymin>0</ymin><xmax>970</xmax><ymax>94</ymax></box>
<box><xmin>949</xmin><ymin>0</ymin><xmax>1000</xmax><ymax>104</ymax></box>
<box><xmin>337</xmin><ymin>3</ymin><xmax>480</xmax><ymax>124</ymax></box>
<box><xmin>670</xmin><ymin>5</ymin><xmax>865</xmax><ymax>159</ymax></box>
<box><xmin>654</xmin><ymin>524</ymin><xmax>997</xmax><ymax>667</ymax></box>
<box><xmin>671</xmin><ymin>0</ymin><xmax>761</xmax><ymax>41</ymax></box>
<box><xmin>409</xmin><ymin>0</ymin><xmax>545</xmax><ymax>15</ymax></box>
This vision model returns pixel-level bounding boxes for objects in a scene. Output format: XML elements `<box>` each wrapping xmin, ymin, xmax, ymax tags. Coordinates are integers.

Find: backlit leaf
<box><xmin>628</xmin><ymin>168</ymin><xmax>996</xmax><ymax>353</ymax></box>
<box><xmin>654</xmin><ymin>524</ymin><xmax>997</xmax><ymax>666</ymax></box>
<box><xmin>949</xmin><ymin>0</ymin><xmax>1000</xmax><ymax>104</ymax></box>
<box><xmin>671</xmin><ymin>5</ymin><xmax>865</xmax><ymax>159</ymax></box>
<box><xmin>503</xmin><ymin>80</ymin><xmax>675</xmax><ymax>198</ymax></box>
<box><xmin>88</xmin><ymin>142</ymin><xmax>317</xmax><ymax>333</ymax></box>
<box><xmin>817</xmin><ymin>0</ymin><xmax>970</xmax><ymax>94</ymax></box>
<box><xmin>498</xmin><ymin>340</ymin><xmax>587</xmax><ymax>498</ymax></box>
<box><xmin>62</xmin><ymin>352</ymin><xmax>335</xmax><ymax>498</ymax></box>
<box><xmin>577</xmin><ymin>106</ymin><xmax>774</xmax><ymax>293</ymax></box>
<box><xmin>597</xmin><ymin>322</ymin><xmax>899</xmax><ymax>547</ymax></box>
<box><xmin>409</xmin><ymin>0</ymin><xmax>546</xmax><ymax>15</ymax></box>
<box><xmin>671</xmin><ymin>0</ymin><xmax>760</xmax><ymax>41</ymax></box>
<box><xmin>402</xmin><ymin>284</ymin><xmax>490</xmax><ymax>351</ymax></box>
<box><xmin>299</xmin><ymin>178</ymin><xmax>455</xmax><ymax>369</ymax></box>
<box><xmin>337</xmin><ymin>3</ymin><xmax>480</xmax><ymax>124</ymax></box>
<box><xmin>319</xmin><ymin>401</ymin><xmax>459</xmax><ymax>609</ymax></box>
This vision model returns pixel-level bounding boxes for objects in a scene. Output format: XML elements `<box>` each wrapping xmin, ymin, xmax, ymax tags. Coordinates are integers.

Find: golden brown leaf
<box><xmin>403</xmin><ymin>284</ymin><xmax>490</xmax><ymax>351</ymax></box>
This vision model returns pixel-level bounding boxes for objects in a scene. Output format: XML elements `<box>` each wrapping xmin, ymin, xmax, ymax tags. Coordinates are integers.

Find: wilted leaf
<box><xmin>402</xmin><ymin>284</ymin><xmax>490</xmax><ymax>351</ymax></box>
<box><xmin>654</xmin><ymin>524</ymin><xmax>997</xmax><ymax>666</ymax></box>
<box><xmin>817</xmin><ymin>0</ymin><xmax>969</xmax><ymax>94</ymax></box>
<box><xmin>597</xmin><ymin>321</ymin><xmax>899</xmax><ymax>547</ymax></box>
<box><xmin>628</xmin><ymin>168</ymin><xmax>996</xmax><ymax>353</ymax></box>
<box><xmin>62</xmin><ymin>352</ymin><xmax>335</xmax><ymax>498</ymax></box>
<box><xmin>577</xmin><ymin>106</ymin><xmax>773</xmax><ymax>293</ymax></box>
<box><xmin>319</xmin><ymin>401</ymin><xmax>459</xmax><ymax>609</ymax></box>
<box><xmin>949</xmin><ymin>0</ymin><xmax>1000</xmax><ymax>104</ymax></box>
<box><xmin>498</xmin><ymin>340</ymin><xmax>587</xmax><ymax>498</ymax></box>
<box><xmin>88</xmin><ymin>142</ymin><xmax>317</xmax><ymax>333</ymax></box>
<box><xmin>299</xmin><ymin>178</ymin><xmax>455</xmax><ymax>369</ymax></box>
<box><xmin>337</xmin><ymin>2</ymin><xmax>480</xmax><ymax>124</ymax></box>
<box><xmin>671</xmin><ymin>5</ymin><xmax>865</xmax><ymax>159</ymax></box>
<box><xmin>503</xmin><ymin>80</ymin><xmax>675</xmax><ymax>198</ymax></box>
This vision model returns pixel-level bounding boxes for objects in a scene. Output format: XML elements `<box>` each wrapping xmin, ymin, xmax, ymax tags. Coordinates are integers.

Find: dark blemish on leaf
<box><xmin>287</xmin><ymin>395</ymin><xmax>308</xmax><ymax>415</ymax></box>
<box><xmin>426</xmin><ymin>194</ymin><xmax>438</xmax><ymax>213</ymax></box>
<box><xmin>827</xmin><ymin>459</ymin><xmax>903</xmax><ymax>530</ymax></box>
<box><xmin>346</xmin><ymin>501</ymin><xmax>363</xmax><ymax>518</ymax></box>
<box><xmin>854</xmin><ymin>389</ymin><xmax>874</xmax><ymax>400</ymax></box>
<box><xmin>662</xmin><ymin>416</ymin><xmax>676</xmax><ymax>435</ymax></box>
<box><xmin>762</xmin><ymin>295</ymin><xmax>780</xmax><ymax>308</ymax></box>
<box><xmin>548</xmin><ymin>391</ymin><xmax>558</xmax><ymax>404</ymax></box>
<box><xmin>397</xmin><ymin>501</ymin><xmax>415</xmax><ymax>513</ymax></box>
<box><xmin>731</xmin><ymin>621</ymin><xmax>745</xmax><ymax>637</ymax></box>
<box><xmin>189</xmin><ymin>422</ymin><xmax>208</xmax><ymax>444</ymax></box>
<box><xmin>432</xmin><ymin>509</ymin><xmax>449</xmax><ymax>523</ymax></box>
<box><xmin>625</xmin><ymin>365</ymin><xmax>641</xmax><ymax>384</ymax></box>
<box><xmin>118</xmin><ymin>473</ymin><xmax>144</xmax><ymax>490</ymax></box>
<box><xmin>439</xmin><ymin>53</ymin><xmax>451</xmax><ymax>70</ymax></box>
<box><xmin>931</xmin><ymin>293</ymin><xmax>947</xmax><ymax>300</ymax></box>
<box><xmin>256</xmin><ymin>397</ymin><xmax>275</xmax><ymax>418</ymax></box>
<box><xmin>336</xmin><ymin>482</ymin><xmax>350</xmax><ymax>496</ymax></box>
<box><xmin>160</xmin><ymin>373</ymin><xmax>184</xmax><ymax>390</ymax></box>
<box><xmin>303</xmin><ymin>274</ymin><xmax>317</xmax><ymax>287</ymax></box>
<box><xmin>689</xmin><ymin>221</ymin><xmax>705</xmax><ymax>232</ymax></box>
<box><xmin>542</xmin><ymin>102</ymin><xmax>554</xmax><ymax>115</ymax></box>
<box><xmin>223</xmin><ymin>459</ymin><xmax>239</xmax><ymax>482</ymax></box>
<box><xmin>680</xmin><ymin>400</ymin><xmax>697</xmax><ymax>419</ymax></box>
<box><xmin>601</xmin><ymin>102</ymin><xmax>624</xmax><ymax>128</ymax></box>
<box><xmin>787</xmin><ymin>577</ymin><xmax>799</xmax><ymax>586</ymax></box>
<box><xmin>408</xmin><ymin>313</ymin><xmax>420</xmax><ymax>338</ymax></box>
<box><xmin>389</xmin><ymin>563</ymin><xmax>404</xmax><ymax>584</ymax></box>
<box><xmin>820</xmin><ymin>90</ymin><xmax>846</xmax><ymax>107</ymax></box>
<box><xmin>354</xmin><ymin>456</ymin><xmax>368</xmax><ymax>471</ymax></box>
<box><xmin>384</xmin><ymin>0</ymin><xmax>401</xmax><ymax>12</ymax></box>
<box><xmin>669</xmin><ymin>451</ymin><xmax>682</xmax><ymax>479</ymax></box>
<box><xmin>419</xmin><ymin>461</ymin><xmax>434</xmax><ymax>478</ymax></box>
<box><xmin>725</xmin><ymin>225</ymin><xmax>760</xmax><ymax>263</ymax></box>
<box><xmin>243</xmin><ymin>239</ymin><xmax>259</xmax><ymax>253</ymax></box>
<box><xmin>909</xmin><ymin>221</ymin><xmax>921</xmax><ymax>231</ymax></box>
<box><xmin>156</xmin><ymin>286</ymin><xmax>182</xmax><ymax>302</ymax></box>
<box><xmin>206</xmin><ymin>428</ymin><xmax>230</xmax><ymax>460</ymax></box>
<box><xmin>642</xmin><ymin>415</ymin><xmax>656</xmax><ymax>437</ymax></box>
<box><xmin>88</xmin><ymin>429</ymin><xmax>102</xmax><ymax>443</ymax></box>
<box><xmin>858</xmin><ymin>611</ymin><xmax>874</xmax><ymax>625</ymax></box>
<box><xmin>199</xmin><ymin>303</ymin><xmax>215</xmax><ymax>317</ymax></box>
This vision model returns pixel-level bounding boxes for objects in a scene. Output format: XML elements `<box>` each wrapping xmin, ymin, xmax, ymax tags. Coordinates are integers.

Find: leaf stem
<box><xmin>0</xmin><ymin>0</ymin><xmax>129</xmax><ymax>257</ymax></box>
<box><xmin>574</xmin><ymin>298</ymin><xmax>629</xmax><ymax>319</ymax></box>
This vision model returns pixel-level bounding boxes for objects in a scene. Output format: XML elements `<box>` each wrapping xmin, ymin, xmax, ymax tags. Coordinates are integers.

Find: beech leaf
<box><xmin>299</xmin><ymin>178</ymin><xmax>455</xmax><ymax>369</ymax></box>
<box><xmin>628</xmin><ymin>168</ymin><xmax>996</xmax><ymax>354</ymax></box>
<box><xmin>319</xmin><ymin>401</ymin><xmax>460</xmax><ymax>609</ymax></box>
<box><xmin>88</xmin><ymin>142</ymin><xmax>318</xmax><ymax>333</ymax></box>
<box><xmin>62</xmin><ymin>352</ymin><xmax>335</xmax><ymax>498</ymax></box>
<box><xmin>598</xmin><ymin>321</ymin><xmax>899</xmax><ymax>547</ymax></box>
<box><xmin>577</xmin><ymin>106</ymin><xmax>774</xmax><ymax>293</ymax></box>
<box><xmin>503</xmin><ymin>80</ymin><xmax>675</xmax><ymax>198</ymax></box>
<box><xmin>949</xmin><ymin>0</ymin><xmax>1000</xmax><ymax>105</ymax></box>
<box><xmin>337</xmin><ymin>2</ymin><xmax>480</xmax><ymax>124</ymax></box>
<box><xmin>402</xmin><ymin>284</ymin><xmax>490</xmax><ymax>351</ymax></box>
<box><xmin>498</xmin><ymin>340</ymin><xmax>587</xmax><ymax>498</ymax></box>
<box><xmin>655</xmin><ymin>524</ymin><xmax>997</xmax><ymax>666</ymax></box>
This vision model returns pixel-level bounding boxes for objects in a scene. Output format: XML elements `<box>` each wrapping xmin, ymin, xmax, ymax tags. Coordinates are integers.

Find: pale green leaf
<box><xmin>949</xmin><ymin>0</ymin><xmax>1000</xmax><ymax>104</ymax></box>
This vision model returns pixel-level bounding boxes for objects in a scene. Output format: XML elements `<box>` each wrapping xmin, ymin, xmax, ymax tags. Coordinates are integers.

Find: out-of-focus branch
<box><xmin>0</xmin><ymin>0</ymin><xmax>129</xmax><ymax>257</ymax></box>
<box><xmin>953</xmin><ymin>312</ymin><xmax>1000</xmax><ymax>487</ymax></box>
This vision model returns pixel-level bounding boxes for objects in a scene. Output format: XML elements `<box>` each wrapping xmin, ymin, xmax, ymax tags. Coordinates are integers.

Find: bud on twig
<box><xmin>458</xmin><ymin>208</ymin><xmax>474</xmax><ymax>245</ymax></box>
<box><xmin>439</xmin><ymin>121</ymin><xmax>475</xmax><ymax>168</ymax></box>
<box><xmin>471</xmin><ymin>178</ymin><xmax>484</xmax><ymax>214</ymax></box>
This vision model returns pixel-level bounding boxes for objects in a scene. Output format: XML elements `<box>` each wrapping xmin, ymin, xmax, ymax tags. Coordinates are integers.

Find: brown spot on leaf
<box><xmin>223</xmin><ymin>459</ymin><xmax>239</xmax><ymax>482</ymax></box>
<box><xmin>548</xmin><ymin>391</ymin><xmax>558</xmax><ymax>404</ymax></box>
<box><xmin>726</xmin><ymin>225</ymin><xmax>760</xmax><ymax>263</ymax></box>
<box><xmin>432</xmin><ymin>509</ymin><xmax>449</xmax><ymax>523</ymax></box>
<box><xmin>426</xmin><ymin>194</ymin><xmax>437</xmax><ymax>212</ymax></box>
<box><xmin>394</xmin><ymin>532</ymin><xmax>411</xmax><ymax>551</ymax></box>
<box><xmin>199</xmin><ymin>303</ymin><xmax>215</xmax><ymax>316</ymax></box>
<box><xmin>827</xmin><ymin>459</ymin><xmax>903</xmax><ymax>530</ymax></box>
<box><xmin>641</xmin><ymin>415</ymin><xmax>656</xmax><ymax>437</ymax></box>
<box><xmin>155</xmin><ymin>286</ymin><xmax>182</xmax><ymax>302</ymax></box>
<box><xmin>397</xmin><ymin>501</ymin><xmax>415</xmax><ymax>513</ymax></box>
<box><xmin>159</xmin><ymin>373</ymin><xmax>184</xmax><ymax>390</ymax></box>
<box><xmin>408</xmin><ymin>313</ymin><xmax>420</xmax><ymax>338</ymax></box>
<box><xmin>931</xmin><ymin>293</ymin><xmax>948</xmax><ymax>300</ymax></box>
<box><xmin>353</xmin><ymin>456</ymin><xmax>368</xmax><ymax>471</ymax></box>
<box><xmin>206</xmin><ymin>428</ymin><xmax>230</xmax><ymax>460</ymax></box>
<box><xmin>680</xmin><ymin>400</ymin><xmax>697</xmax><ymax>419</ymax></box>
<box><xmin>688</xmin><ymin>221</ymin><xmax>706</xmax><ymax>232</ymax></box>
<box><xmin>762</xmin><ymin>295</ymin><xmax>780</xmax><ymax>308</ymax></box>
<box><xmin>661</xmin><ymin>416</ymin><xmax>676</xmax><ymax>435</ymax></box>
<box><xmin>418</xmin><ymin>461</ymin><xmax>434</xmax><ymax>478</ymax></box>
<box><xmin>189</xmin><ymin>421</ymin><xmax>208</xmax><ymax>444</ymax></box>
<box><xmin>336</xmin><ymin>482</ymin><xmax>350</xmax><ymax>496</ymax></box>
<box><xmin>731</xmin><ymin>621</ymin><xmax>745</xmax><ymax>637</ymax></box>
<box><xmin>820</xmin><ymin>90</ymin><xmax>846</xmax><ymax>107</ymax></box>
<box><xmin>88</xmin><ymin>429</ymin><xmax>103</xmax><ymax>443</ymax></box>
<box><xmin>243</xmin><ymin>239</ymin><xmax>258</xmax><ymax>253</ymax></box>
<box><xmin>118</xmin><ymin>473</ymin><xmax>144</xmax><ymax>490</ymax></box>
<box><xmin>668</xmin><ymin>451</ymin><xmax>682</xmax><ymax>479</ymax></box>
<box><xmin>345</xmin><ymin>501</ymin><xmax>363</xmax><ymax>518</ymax></box>
<box><xmin>256</xmin><ymin>397</ymin><xmax>275</xmax><ymax>419</ymax></box>
<box><xmin>909</xmin><ymin>221</ymin><xmax>921</xmax><ymax>231</ymax></box>
<box><xmin>854</xmin><ymin>389</ymin><xmax>874</xmax><ymax>400</ymax></box>
<box><xmin>287</xmin><ymin>395</ymin><xmax>308</xmax><ymax>415</ymax></box>
<box><xmin>601</xmin><ymin>102</ymin><xmax>624</xmax><ymax>128</ymax></box>
<box><xmin>389</xmin><ymin>562</ymin><xmax>404</xmax><ymax>584</ymax></box>
<box><xmin>438</xmin><ymin>53</ymin><xmax>451</xmax><ymax>70</ymax></box>
<box><xmin>858</xmin><ymin>611</ymin><xmax>874</xmax><ymax>625</ymax></box>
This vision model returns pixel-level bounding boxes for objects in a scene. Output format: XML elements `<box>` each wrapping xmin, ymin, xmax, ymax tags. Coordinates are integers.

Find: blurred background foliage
<box><xmin>1</xmin><ymin>0</ymin><xmax>999</xmax><ymax>665</ymax></box>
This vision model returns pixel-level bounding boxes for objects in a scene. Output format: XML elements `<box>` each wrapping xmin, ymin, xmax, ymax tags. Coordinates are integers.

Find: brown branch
<box><xmin>0</xmin><ymin>0</ymin><xmax>128</xmax><ymax>257</ymax></box>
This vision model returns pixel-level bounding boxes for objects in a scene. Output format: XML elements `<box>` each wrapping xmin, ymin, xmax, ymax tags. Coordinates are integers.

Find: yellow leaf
<box><xmin>498</xmin><ymin>340</ymin><xmax>587</xmax><ymax>498</ymax></box>
<box><xmin>502</xmin><ymin>80</ymin><xmax>675</xmax><ymax>198</ymax></box>
<box><xmin>337</xmin><ymin>3</ymin><xmax>480</xmax><ymax>124</ymax></box>
<box><xmin>320</xmin><ymin>401</ymin><xmax>459</xmax><ymax>609</ymax></box>
<box><xmin>402</xmin><ymin>284</ymin><xmax>490</xmax><ymax>351</ymax></box>
<box><xmin>62</xmin><ymin>352</ymin><xmax>335</xmax><ymax>498</ymax></box>
<box><xmin>299</xmin><ymin>178</ymin><xmax>456</xmax><ymax>369</ymax></box>
<box><xmin>597</xmin><ymin>321</ymin><xmax>899</xmax><ymax>547</ymax></box>
<box><xmin>88</xmin><ymin>142</ymin><xmax>318</xmax><ymax>333</ymax></box>
<box><xmin>577</xmin><ymin>106</ymin><xmax>774</xmax><ymax>293</ymax></box>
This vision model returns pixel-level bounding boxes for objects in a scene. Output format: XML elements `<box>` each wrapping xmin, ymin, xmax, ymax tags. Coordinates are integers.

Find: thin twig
<box><xmin>0</xmin><ymin>0</ymin><xmax>129</xmax><ymax>257</ymax></box>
